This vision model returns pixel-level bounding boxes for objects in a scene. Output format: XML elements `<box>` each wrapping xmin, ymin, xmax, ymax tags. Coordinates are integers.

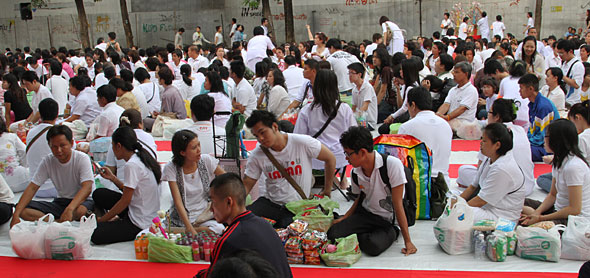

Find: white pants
<box><xmin>471</xmin><ymin>206</ymin><xmax>497</xmax><ymax>222</ymax></box>
<box><xmin>456</xmin><ymin>165</ymin><xmax>477</xmax><ymax>187</ymax></box>
<box><xmin>449</xmin><ymin>118</ymin><xmax>482</xmax><ymax>140</ymax></box>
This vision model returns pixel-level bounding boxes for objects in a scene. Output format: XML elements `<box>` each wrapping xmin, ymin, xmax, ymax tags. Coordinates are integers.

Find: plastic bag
<box><xmin>147</xmin><ymin>236</ymin><xmax>192</xmax><ymax>263</ymax></box>
<box><xmin>44</xmin><ymin>214</ymin><xmax>97</xmax><ymax>260</ymax></box>
<box><xmin>561</xmin><ymin>215</ymin><xmax>590</xmax><ymax>261</ymax></box>
<box><xmin>293</xmin><ymin>209</ymin><xmax>334</xmax><ymax>232</ymax></box>
<box><xmin>320</xmin><ymin>234</ymin><xmax>361</xmax><ymax>267</ymax></box>
<box><xmin>285</xmin><ymin>197</ymin><xmax>339</xmax><ymax>215</ymax></box>
<box><xmin>9</xmin><ymin>214</ymin><xmax>54</xmax><ymax>259</ymax></box>
<box><xmin>486</xmin><ymin>233</ymin><xmax>507</xmax><ymax>262</ymax></box>
<box><xmin>515</xmin><ymin>225</ymin><xmax>564</xmax><ymax>262</ymax></box>
<box><xmin>433</xmin><ymin>196</ymin><xmax>474</xmax><ymax>255</ymax></box>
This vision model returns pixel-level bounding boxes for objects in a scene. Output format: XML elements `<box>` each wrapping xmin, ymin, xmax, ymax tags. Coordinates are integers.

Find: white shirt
<box><xmin>492</xmin><ymin>21</ymin><xmax>506</xmax><ymax>38</ymax></box>
<box><xmin>458</xmin><ymin>22</ymin><xmax>468</xmax><ymax>40</ymax></box>
<box><xmin>351</xmin><ymin>80</ymin><xmax>378</xmax><ymax>129</ymax></box>
<box><xmin>283</xmin><ymin>65</ymin><xmax>305</xmax><ymax>100</ymax></box>
<box><xmin>124</xmin><ymin>154</ymin><xmax>161</xmax><ymax>229</ymax></box>
<box><xmin>477</xmin><ymin>16</ymin><xmax>489</xmax><ymax>38</ymax></box>
<box><xmin>391</xmin><ymin>84</ymin><xmax>417</xmax><ymax>119</ymax></box>
<box><xmin>350</xmin><ymin>154</ymin><xmax>407</xmax><ymax>222</ymax></box>
<box><xmin>398</xmin><ymin>110</ymin><xmax>452</xmax><ymax>185</ymax></box>
<box><xmin>31</xmin><ymin>85</ymin><xmax>54</xmax><ymax>115</ymax></box>
<box><xmin>499</xmin><ymin>76</ymin><xmax>530</xmax><ymax>128</ymax></box>
<box><xmin>138</xmin><ymin>82</ymin><xmax>161</xmax><ymax>113</ymax></box>
<box><xmin>26</xmin><ymin>123</ymin><xmax>55</xmax><ymax>192</ymax></box>
<box><xmin>245</xmin><ymin>133</ymin><xmax>322</xmax><ymax>205</ymax></box>
<box><xmin>208</xmin><ymin>92</ymin><xmax>232</xmax><ymax>127</ymax></box>
<box><xmin>210</xmin><ymin>58</ymin><xmax>230</xmax><ymax>69</ymax></box>
<box><xmin>327</xmin><ymin>50</ymin><xmax>360</xmax><ymax>92</ymax></box>
<box><xmin>214</xmin><ymin>33</ymin><xmax>224</xmax><ymax>45</ymax></box>
<box><xmin>246</xmin><ymin>35</ymin><xmax>275</xmax><ymax>62</ymax></box>
<box><xmin>45</xmin><ymin>76</ymin><xmax>68</xmax><ymax>115</ymax></box>
<box><xmin>441</xmin><ymin>19</ymin><xmax>453</xmax><ymax>35</ymax></box>
<box><xmin>579</xmin><ymin>129</ymin><xmax>590</xmax><ymax>163</ymax></box>
<box><xmin>182</xmin><ymin>121</ymin><xmax>225</xmax><ymax>156</ymax></box>
<box><xmin>32</xmin><ymin>150</ymin><xmax>94</xmax><ymax>199</ymax></box>
<box><xmin>267</xmin><ymin>85</ymin><xmax>291</xmax><ymax>117</ymax></box>
<box><xmin>526</xmin><ymin>17</ymin><xmax>534</xmax><ymax>33</ymax></box>
<box><xmin>479</xmin><ymin>49</ymin><xmax>496</xmax><ymax>64</ymax></box>
<box><xmin>71</xmin><ymin>87</ymin><xmax>101</xmax><ymax>126</ymax></box>
<box><xmin>130</xmin><ymin>86</ymin><xmax>150</xmax><ymax>119</ymax></box>
<box><xmin>95</xmin><ymin>42</ymin><xmax>107</xmax><ymax>52</ymax></box>
<box><xmin>187</xmin><ymin>56</ymin><xmax>209</xmax><ymax>74</ymax></box>
<box><xmin>294</xmin><ymin>101</ymin><xmax>357</xmax><ymax>169</ymax></box>
<box><xmin>444</xmin><ymin>82</ymin><xmax>478</xmax><ymax>121</ymax></box>
<box><xmin>561</xmin><ymin>57</ymin><xmax>585</xmax><ymax>105</ymax></box>
<box><xmin>105</xmin><ymin>129</ymin><xmax>156</xmax><ymax>182</ymax></box>
<box><xmin>27</xmin><ymin>64</ymin><xmax>43</xmax><ymax>79</ymax></box>
<box><xmin>172</xmin><ymin>80</ymin><xmax>198</xmax><ymax>101</ymax></box>
<box><xmin>515</xmin><ymin>41</ymin><xmax>546</xmax><ymax>60</ymax></box>
<box><xmin>474</xmin><ymin>152</ymin><xmax>526</xmax><ymax>222</ymax></box>
<box><xmin>309</xmin><ymin>45</ymin><xmax>330</xmax><ymax>61</ymax></box>
<box><xmin>234</xmin><ymin>78</ymin><xmax>257</xmax><ymax>117</ymax></box>
<box><xmin>545</xmin><ymin>53</ymin><xmax>562</xmax><ymax>69</ymax></box>
<box><xmin>540</xmin><ymin>85</ymin><xmax>567</xmax><ymax>118</ymax></box>
<box><xmin>365</xmin><ymin>43</ymin><xmax>378</xmax><ymax>56</ymax></box>
<box><xmin>162</xmin><ymin>155</ymin><xmax>219</xmax><ymax>223</ymax></box>
<box><xmin>94</xmin><ymin>72</ymin><xmax>109</xmax><ymax>89</ymax></box>
<box><xmin>295</xmin><ymin>80</ymin><xmax>314</xmax><ymax>105</ymax></box>
<box><xmin>0</xmin><ymin>174</ymin><xmax>14</xmax><ymax>203</ymax></box>
<box><xmin>553</xmin><ymin>155</ymin><xmax>590</xmax><ymax>218</ymax></box>
<box><xmin>382</xmin><ymin>21</ymin><xmax>404</xmax><ymax>55</ymax></box>
<box><xmin>92</xmin><ymin>102</ymin><xmax>124</xmax><ymax>137</ymax></box>
<box><xmin>170</xmin><ymin>61</ymin><xmax>187</xmax><ymax>80</ymax></box>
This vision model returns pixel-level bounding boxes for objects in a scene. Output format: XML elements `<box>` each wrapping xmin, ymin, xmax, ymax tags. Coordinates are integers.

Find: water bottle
<box><xmin>474</xmin><ymin>233</ymin><xmax>486</xmax><ymax>260</ymax></box>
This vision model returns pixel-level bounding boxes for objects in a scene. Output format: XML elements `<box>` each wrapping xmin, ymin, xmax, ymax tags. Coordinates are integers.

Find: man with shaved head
<box><xmin>196</xmin><ymin>173</ymin><xmax>292</xmax><ymax>278</ymax></box>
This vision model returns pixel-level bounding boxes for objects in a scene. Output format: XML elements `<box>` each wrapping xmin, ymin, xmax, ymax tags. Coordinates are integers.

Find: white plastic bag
<box><xmin>515</xmin><ymin>225</ymin><xmax>564</xmax><ymax>262</ymax></box>
<box><xmin>561</xmin><ymin>215</ymin><xmax>590</xmax><ymax>261</ymax></box>
<box><xmin>9</xmin><ymin>214</ymin><xmax>54</xmax><ymax>259</ymax></box>
<box><xmin>433</xmin><ymin>196</ymin><xmax>474</xmax><ymax>255</ymax></box>
<box><xmin>44</xmin><ymin>214</ymin><xmax>97</xmax><ymax>260</ymax></box>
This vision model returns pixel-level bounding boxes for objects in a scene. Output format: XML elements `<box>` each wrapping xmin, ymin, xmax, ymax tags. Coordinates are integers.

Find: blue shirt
<box><xmin>528</xmin><ymin>93</ymin><xmax>560</xmax><ymax>147</ymax></box>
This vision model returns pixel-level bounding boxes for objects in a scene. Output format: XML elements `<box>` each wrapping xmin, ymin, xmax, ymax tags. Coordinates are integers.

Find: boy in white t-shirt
<box><xmin>243</xmin><ymin>110</ymin><xmax>336</xmax><ymax>228</ymax></box>
<box><xmin>328</xmin><ymin>126</ymin><xmax>416</xmax><ymax>256</ymax></box>
<box><xmin>348</xmin><ymin>62</ymin><xmax>377</xmax><ymax>130</ymax></box>
<box><xmin>10</xmin><ymin>125</ymin><xmax>94</xmax><ymax>227</ymax></box>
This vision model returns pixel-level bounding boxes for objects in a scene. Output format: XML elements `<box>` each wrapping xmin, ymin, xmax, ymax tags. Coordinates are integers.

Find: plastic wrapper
<box><xmin>473</xmin><ymin>219</ymin><xmax>496</xmax><ymax>231</ymax></box>
<box><xmin>560</xmin><ymin>215</ymin><xmax>590</xmax><ymax>261</ymax></box>
<box><xmin>287</xmin><ymin>256</ymin><xmax>304</xmax><ymax>264</ymax></box>
<box><xmin>301</xmin><ymin>231</ymin><xmax>327</xmax><ymax>250</ymax></box>
<box><xmin>304</xmin><ymin>255</ymin><xmax>321</xmax><ymax>265</ymax></box>
<box><xmin>320</xmin><ymin>234</ymin><xmax>361</xmax><ymax>267</ymax></box>
<box><xmin>262</xmin><ymin>217</ymin><xmax>276</xmax><ymax>226</ymax></box>
<box><xmin>44</xmin><ymin>215</ymin><xmax>97</xmax><ymax>260</ymax></box>
<box><xmin>486</xmin><ymin>234</ymin><xmax>507</xmax><ymax>262</ymax></box>
<box><xmin>504</xmin><ymin>231</ymin><xmax>517</xmax><ymax>256</ymax></box>
<box><xmin>287</xmin><ymin>220</ymin><xmax>308</xmax><ymax>236</ymax></box>
<box><xmin>515</xmin><ymin>225</ymin><xmax>563</xmax><ymax>262</ymax></box>
<box><xmin>294</xmin><ymin>209</ymin><xmax>334</xmax><ymax>233</ymax></box>
<box><xmin>495</xmin><ymin>218</ymin><xmax>516</xmax><ymax>232</ymax></box>
<box><xmin>530</xmin><ymin>221</ymin><xmax>555</xmax><ymax>230</ymax></box>
<box><xmin>147</xmin><ymin>236</ymin><xmax>193</xmax><ymax>263</ymax></box>
<box><xmin>9</xmin><ymin>214</ymin><xmax>54</xmax><ymax>259</ymax></box>
<box><xmin>433</xmin><ymin>196</ymin><xmax>474</xmax><ymax>255</ymax></box>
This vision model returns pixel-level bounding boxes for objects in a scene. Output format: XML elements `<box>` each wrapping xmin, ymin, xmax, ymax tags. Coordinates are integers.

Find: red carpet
<box><xmin>0</xmin><ymin>256</ymin><xmax>577</xmax><ymax>278</ymax></box>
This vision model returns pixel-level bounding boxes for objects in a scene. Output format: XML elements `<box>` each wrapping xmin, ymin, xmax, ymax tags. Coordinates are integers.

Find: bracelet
<box><xmin>446</xmin><ymin>115</ymin><xmax>450</xmax><ymax>121</ymax></box>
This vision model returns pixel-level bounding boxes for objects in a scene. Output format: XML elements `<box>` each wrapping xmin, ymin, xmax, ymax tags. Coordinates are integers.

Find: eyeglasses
<box><xmin>344</xmin><ymin>150</ymin><xmax>358</xmax><ymax>158</ymax></box>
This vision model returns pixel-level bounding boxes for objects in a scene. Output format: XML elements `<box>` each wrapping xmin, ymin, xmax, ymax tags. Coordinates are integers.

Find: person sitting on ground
<box><xmin>91</xmin><ymin>126</ymin><xmax>162</xmax><ymax>244</ymax></box>
<box><xmin>540</xmin><ymin>67</ymin><xmax>567</xmax><ymax>118</ymax></box>
<box><xmin>25</xmin><ymin>98</ymin><xmax>60</xmax><ymax>198</ymax></box>
<box><xmin>208</xmin><ymin>249</ymin><xmax>281</xmax><ymax>278</ymax></box>
<box><xmin>110</xmin><ymin>78</ymin><xmax>140</xmax><ymax>113</ymax></box>
<box><xmin>436</xmin><ymin>61</ymin><xmax>481</xmax><ymax>139</ymax></box>
<box><xmin>87</xmin><ymin>84</ymin><xmax>124</xmax><ymax>141</ymax></box>
<box><xmin>134</xmin><ymin>67</ymin><xmax>161</xmax><ymax>116</ymax></box>
<box><xmin>19</xmin><ymin>71</ymin><xmax>53</xmax><ymax>128</ymax></box>
<box><xmin>230</xmin><ymin>60</ymin><xmax>257</xmax><ymax>118</ymax></box>
<box><xmin>283</xmin><ymin>59</ymin><xmax>319</xmax><ymax>116</ymax></box>
<box><xmin>173</xmin><ymin>64</ymin><xmax>201</xmax><ymax>101</ymax></box>
<box><xmin>476</xmin><ymin>77</ymin><xmax>499</xmax><ymax>120</ymax></box>
<box><xmin>64</xmin><ymin>76</ymin><xmax>101</xmax><ymax>127</ymax></box>
<box><xmin>327</xmin><ymin>126</ymin><xmax>417</xmax><ymax>256</ymax></box>
<box><xmin>0</xmin><ymin>175</ymin><xmax>14</xmax><ymax>225</ymax></box>
<box><xmin>10</xmin><ymin>125</ymin><xmax>94</xmax><ymax>227</ymax></box>
<box><xmin>163</xmin><ymin>130</ymin><xmax>226</xmax><ymax>235</ymax></box>
<box><xmin>2</xmin><ymin>73</ymin><xmax>32</xmax><ymax>128</ymax></box>
<box><xmin>521</xmin><ymin>119</ymin><xmax>590</xmax><ymax>225</ymax></box>
<box><xmin>195</xmin><ymin>173</ymin><xmax>292</xmax><ymax>278</ymax></box>
<box><xmin>261</xmin><ymin>68</ymin><xmax>291</xmax><ymax>117</ymax></box>
<box><xmin>398</xmin><ymin>87</ymin><xmax>452</xmax><ymax>186</ymax></box>
<box><xmin>243</xmin><ymin>110</ymin><xmax>336</xmax><ymax>228</ymax></box>
<box><xmin>45</xmin><ymin>58</ymin><xmax>68</xmax><ymax>115</ymax></box>
<box><xmin>458</xmin><ymin>123</ymin><xmax>526</xmax><ymax>223</ymax></box>
<box><xmin>204</xmin><ymin>71</ymin><xmax>232</xmax><ymax>128</ymax></box>
<box><xmin>379</xmin><ymin>57</ymin><xmax>421</xmax><ymax>133</ymax></box>
<box><xmin>349</xmin><ymin>62</ymin><xmax>378</xmax><ymax>130</ymax></box>
<box><xmin>121</xmin><ymin>69</ymin><xmax>150</xmax><ymax>119</ymax></box>
<box><xmin>144</xmin><ymin>67</ymin><xmax>187</xmax><ymax>131</ymax></box>
<box><xmin>183</xmin><ymin>94</ymin><xmax>225</xmax><ymax>156</ymax></box>
<box><xmin>518</xmin><ymin>73</ymin><xmax>560</xmax><ymax>162</ymax></box>
<box><xmin>0</xmin><ymin>116</ymin><xmax>29</xmax><ymax>193</ymax></box>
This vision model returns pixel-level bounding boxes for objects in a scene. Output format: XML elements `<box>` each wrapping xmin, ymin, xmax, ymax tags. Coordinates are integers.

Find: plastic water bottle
<box><xmin>474</xmin><ymin>233</ymin><xmax>486</xmax><ymax>259</ymax></box>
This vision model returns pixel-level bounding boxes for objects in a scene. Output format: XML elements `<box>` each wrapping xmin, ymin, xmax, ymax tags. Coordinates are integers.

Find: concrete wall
<box><xmin>0</xmin><ymin>0</ymin><xmax>586</xmax><ymax>50</ymax></box>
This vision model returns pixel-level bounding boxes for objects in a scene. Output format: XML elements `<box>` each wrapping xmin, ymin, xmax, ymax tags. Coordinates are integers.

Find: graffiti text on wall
<box><xmin>142</xmin><ymin>23</ymin><xmax>174</xmax><ymax>33</ymax></box>
<box><xmin>0</xmin><ymin>20</ymin><xmax>14</xmax><ymax>32</ymax></box>
<box><xmin>345</xmin><ymin>0</ymin><xmax>378</xmax><ymax>5</ymax></box>
<box><xmin>95</xmin><ymin>16</ymin><xmax>110</xmax><ymax>33</ymax></box>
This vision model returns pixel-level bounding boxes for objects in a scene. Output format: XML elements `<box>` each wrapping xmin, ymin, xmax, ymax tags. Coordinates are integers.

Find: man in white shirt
<box><xmin>10</xmin><ymin>125</ymin><xmax>94</xmax><ymax>227</ymax></box>
<box><xmin>441</xmin><ymin>13</ymin><xmax>452</xmax><ymax>36</ymax></box>
<box><xmin>242</xmin><ymin>110</ymin><xmax>336</xmax><ymax>228</ymax></box>
<box><xmin>90</xmin><ymin>85</ymin><xmax>124</xmax><ymax>140</ymax></box>
<box><xmin>187</xmin><ymin>45</ymin><xmax>209</xmax><ymax>75</ymax></box>
<box><xmin>261</xmin><ymin>18</ymin><xmax>271</xmax><ymax>38</ymax></box>
<box><xmin>230</xmin><ymin>60</ymin><xmax>257</xmax><ymax>118</ymax></box>
<box><xmin>21</xmin><ymin>71</ymin><xmax>54</xmax><ymax>126</ymax></box>
<box><xmin>348</xmin><ymin>62</ymin><xmax>377</xmax><ymax>130</ymax></box>
<box><xmin>476</xmin><ymin>9</ymin><xmax>490</xmax><ymax>41</ymax></box>
<box><xmin>27</xmin><ymin>56</ymin><xmax>44</xmax><ymax>79</ymax></box>
<box><xmin>458</xmin><ymin>17</ymin><xmax>469</xmax><ymax>40</ymax></box>
<box><xmin>283</xmin><ymin>59</ymin><xmax>317</xmax><ymax>115</ymax></box>
<box><xmin>399</xmin><ymin>87</ymin><xmax>452</xmax><ymax>186</ymax></box>
<box><xmin>64</xmin><ymin>76</ymin><xmax>101</xmax><ymax>127</ymax></box>
<box><xmin>183</xmin><ymin>94</ymin><xmax>225</xmax><ymax>156</ymax></box>
<box><xmin>326</xmin><ymin>39</ymin><xmax>360</xmax><ymax>94</ymax></box>
<box><xmin>545</xmin><ymin>41</ymin><xmax>562</xmax><ymax>69</ymax></box>
<box><xmin>246</xmin><ymin>26</ymin><xmax>275</xmax><ymax>72</ymax></box>
<box><xmin>365</xmin><ymin>33</ymin><xmax>382</xmax><ymax>56</ymax></box>
<box><xmin>229</xmin><ymin>18</ymin><xmax>237</xmax><ymax>40</ymax></box>
<box><xmin>282</xmin><ymin>56</ymin><xmax>305</xmax><ymax>101</ymax></box>
<box><xmin>170</xmin><ymin>50</ymin><xmax>187</xmax><ymax>80</ymax></box>
<box><xmin>492</xmin><ymin>15</ymin><xmax>506</xmax><ymax>39</ymax></box>
<box><xmin>379</xmin><ymin>16</ymin><xmax>404</xmax><ymax>55</ymax></box>
<box><xmin>436</xmin><ymin>62</ymin><xmax>480</xmax><ymax>139</ymax></box>
<box><xmin>523</xmin><ymin>12</ymin><xmax>534</xmax><ymax>35</ymax></box>
<box><xmin>45</xmin><ymin>59</ymin><xmax>68</xmax><ymax>116</ymax></box>
<box><xmin>557</xmin><ymin>39</ymin><xmax>585</xmax><ymax>106</ymax></box>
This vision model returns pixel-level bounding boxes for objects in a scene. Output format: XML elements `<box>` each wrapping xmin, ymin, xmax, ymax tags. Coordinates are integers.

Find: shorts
<box><xmin>27</xmin><ymin>198</ymin><xmax>94</xmax><ymax>218</ymax></box>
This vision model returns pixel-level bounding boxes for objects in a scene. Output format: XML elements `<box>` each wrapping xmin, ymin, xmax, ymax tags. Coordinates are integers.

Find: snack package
<box><xmin>516</xmin><ymin>225</ymin><xmax>563</xmax><ymax>262</ymax></box>
<box><xmin>285</xmin><ymin>236</ymin><xmax>302</xmax><ymax>251</ymax></box>
<box><xmin>473</xmin><ymin>219</ymin><xmax>496</xmax><ymax>231</ymax></box>
<box><xmin>262</xmin><ymin>217</ymin><xmax>277</xmax><ymax>226</ymax></box>
<box><xmin>495</xmin><ymin>218</ymin><xmax>516</xmax><ymax>232</ymax></box>
<box><xmin>287</xmin><ymin>220</ymin><xmax>309</xmax><ymax>236</ymax></box>
<box><xmin>504</xmin><ymin>231</ymin><xmax>517</xmax><ymax>256</ymax></box>
<box><xmin>486</xmin><ymin>233</ymin><xmax>507</xmax><ymax>262</ymax></box>
<box><xmin>276</xmin><ymin>229</ymin><xmax>289</xmax><ymax>243</ymax></box>
<box><xmin>530</xmin><ymin>221</ymin><xmax>555</xmax><ymax>230</ymax></box>
<box><xmin>301</xmin><ymin>231</ymin><xmax>326</xmax><ymax>250</ymax></box>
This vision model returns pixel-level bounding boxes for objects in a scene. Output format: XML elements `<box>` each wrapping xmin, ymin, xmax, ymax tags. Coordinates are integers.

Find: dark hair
<box><xmin>2</xmin><ymin>73</ymin><xmax>26</xmax><ymax>102</ymax></box>
<box><xmin>119</xmin><ymin>109</ymin><xmax>143</xmax><ymax>128</ymax></box>
<box><xmin>104</xmin><ymin>66</ymin><xmax>117</xmax><ymax>80</ymax></box>
<box><xmin>407</xmin><ymin>86</ymin><xmax>432</xmax><ymax>110</ymax></box>
<box><xmin>509</xmin><ymin>60</ymin><xmax>527</xmax><ymax>77</ymax></box>
<box><xmin>109</xmin><ymin>77</ymin><xmax>134</xmax><ymax>92</ymax></box>
<box><xmin>246</xmin><ymin>110</ymin><xmax>278</xmax><ymax>129</ymax></box>
<box><xmin>0</xmin><ymin>116</ymin><xmax>7</xmax><ymax>137</ymax></box>
<box><xmin>253</xmin><ymin>26</ymin><xmax>264</xmax><ymax>36</ymax></box>
<box><xmin>145</xmin><ymin>57</ymin><xmax>159</xmax><ymax>71</ymax></box>
<box><xmin>378</xmin><ymin>16</ymin><xmax>389</xmax><ymax>25</ymax></box>
<box><xmin>312</xmin><ymin>69</ymin><xmax>340</xmax><ymax>116</ymax></box>
<box><xmin>547</xmin><ymin>119</ymin><xmax>588</xmax><ymax>169</ymax></box>
<box><xmin>230</xmin><ymin>60</ymin><xmax>246</xmax><ymax>79</ymax></box>
<box><xmin>518</xmin><ymin>73</ymin><xmax>540</xmax><ymax>92</ymax></box>
<box><xmin>484</xmin><ymin>59</ymin><xmax>506</xmax><ymax>75</ymax></box>
<box><xmin>521</xmin><ymin>36</ymin><xmax>538</xmax><ymax>65</ymax></box>
<box><xmin>210</xmin><ymin>172</ymin><xmax>247</xmax><ymax>207</ymax></box>
<box><xmin>158</xmin><ymin>66</ymin><xmax>174</xmax><ymax>85</ymax></box>
<box><xmin>569</xmin><ymin>100</ymin><xmax>590</xmax><ymax>126</ymax></box>
<box><xmin>134</xmin><ymin>67</ymin><xmax>150</xmax><ymax>83</ymax></box>
<box><xmin>97</xmin><ymin>84</ymin><xmax>118</xmax><ymax>102</ymax></box>
<box><xmin>481</xmin><ymin>76</ymin><xmax>499</xmax><ymax>94</ymax></box>
<box><xmin>284</xmin><ymin>55</ymin><xmax>296</xmax><ymax>66</ymax></box>
<box><xmin>112</xmin><ymin>126</ymin><xmax>161</xmax><ymax>183</ymax></box>
<box><xmin>120</xmin><ymin>68</ymin><xmax>134</xmax><ymax>83</ymax></box>
<box><xmin>21</xmin><ymin>70</ymin><xmax>39</xmax><ymax>83</ymax></box>
<box><xmin>128</xmin><ymin>50</ymin><xmax>140</xmax><ymax>63</ymax></box>
<box><xmin>255</xmin><ymin>61</ymin><xmax>269</xmax><ymax>78</ymax></box>
<box><xmin>484</xmin><ymin>123</ymin><xmax>513</xmax><ymax>157</ymax></box>
<box><xmin>191</xmin><ymin>94</ymin><xmax>215</xmax><ymax>121</ymax></box>
<box><xmin>347</xmin><ymin>62</ymin><xmax>366</xmax><ymax>79</ymax></box>
<box><xmin>374</xmin><ymin>48</ymin><xmax>392</xmax><ymax>73</ymax></box>
<box><xmin>171</xmin><ymin>129</ymin><xmax>198</xmax><ymax>167</ymax></box>
<box><xmin>205</xmin><ymin>71</ymin><xmax>226</xmax><ymax>95</ymax></box>
<box><xmin>69</xmin><ymin>76</ymin><xmax>88</xmax><ymax>91</ymax></box>
<box><xmin>48</xmin><ymin>58</ymin><xmax>62</xmax><ymax>77</ymax></box>
<box><xmin>490</xmin><ymin>98</ymin><xmax>517</xmax><ymax>123</ymax></box>
<box><xmin>546</xmin><ymin>67</ymin><xmax>567</xmax><ymax>94</ymax></box>
<box><xmin>401</xmin><ymin>58</ymin><xmax>420</xmax><ymax>87</ymax></box>
<box><xmin>556</xmin><ymin>39</ymin><xmax>576</xmax><ymax>53</ymax></box>
<box><xmin>157</xmin><ymin>50</ymin><xmax>168</xmax><ymax>63</ymax></box>
<box><xmin>46</xmin><ymin>125</ymin><xmax>73</xmax><ymax>143</ymax></box>
<box><xmin>340</xmin><ymin>126</ymin><xmax>373</xmax><ymax>153</ymax></box>
<box><xmin>179</xmin><ymin>64</ymin><xmax>193</xmax><ymax>87</ymax></box>
<box><xmin>372</xmin><ymin>33</ymin><xmax>383</xmax><ymax>42</ymax></box>
<box><xmin>463</xmin><ymin>16</ymin><xmax>469</xmax><ymax>22</ymax></box>
<box><xmin>527</xmin><ymin>12</ymin><xmax>533</xmax><ymax>17</ymax></box>
<box><xmin>326</xmin><ymin>38</ymin><xmax>342</xmax><ymax>50</ymax></box>
<box><xmin>439</xmin><ymin>53</ymin><xmax>454</xmax><ymax>72</ymax></box>
<box><xmin>268</xmin><ymin>68</ymin><xmax>286</xmax><ymax>90</ymax></box>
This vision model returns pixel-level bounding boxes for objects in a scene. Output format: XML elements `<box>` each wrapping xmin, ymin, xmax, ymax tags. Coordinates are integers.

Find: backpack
<box><xmin>373</xmin><ymin>134</ymin><xmax>433</xmax><ymax>220</ymax></box>
<box><xmin>351</xmin><ymin>152</ymin><xmax>417</xmax><ymax>227</ymax></box>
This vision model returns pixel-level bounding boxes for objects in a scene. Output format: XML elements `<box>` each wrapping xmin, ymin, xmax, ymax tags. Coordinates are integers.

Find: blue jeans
<box><xmin>536</xmin><ymin>172</ymin><xmax>552</xmax><ymax>193</ymax></box>
<box><xmin>531</xmin><ymin>145</ymin><xmax>547</xmax><ymax>162</ymax></box>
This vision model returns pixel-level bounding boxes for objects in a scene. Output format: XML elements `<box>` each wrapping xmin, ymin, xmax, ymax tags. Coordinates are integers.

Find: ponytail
<box><xmin>180</xmin><ymin>64</ymin><xmax>192</xmax><ymax>87</ymax></box>
<box><xmin>112</xmin><ymin>127</ymin><xmax>161</xmax><ymax>184</ymax></box>
<box><xmin>547</xmin><ymin>67</ymin><xmax>567</xmax><ymax>95</ymax></box>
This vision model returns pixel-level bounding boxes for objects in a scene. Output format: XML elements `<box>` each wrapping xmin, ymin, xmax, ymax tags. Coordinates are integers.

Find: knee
<box><xmin>20</xmin><ymin>208</ymin><xmax>42</xmax><ymax>221</ymax></box>
<box><xmin>358</xmin><ymin>235</ymin><xmax>387</xmax><ymax>256</ymax></box>
<box><xmin>73</xmin><ymin>206</ymin><xmax>89</xmax><ymax>220</ymax></box>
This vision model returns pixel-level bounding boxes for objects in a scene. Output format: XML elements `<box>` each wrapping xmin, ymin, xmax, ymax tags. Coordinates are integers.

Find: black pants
<box><xmin>327</xmin><ymin>205</ymin><xmax>398</xmax><ymax>256</ymax></box>
<box><xmin>0</xmin><ymin>202</ymin><xmax>13</xmax><ymax>225</ymax></box>
<box><xmin>247</xmin><ymin>197</ymin><xmax>294</xmax><ymax>228</ymax></box>
<box><xmin>377</xmin><ymin>102</ymin><xmax>395</xmax><ymax>123</ymax></box>
<box><xmin>91</xmin><ymin>188</ymin><xmax>141</xmax><ymax>245</ymax></box>
<box><xmin>580</xmin><ymin>261</ymin><xmax>590</xmax><ymax>278</ymax></box>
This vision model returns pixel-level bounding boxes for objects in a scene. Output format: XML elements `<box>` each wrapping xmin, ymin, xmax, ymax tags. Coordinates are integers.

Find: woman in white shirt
<box><xmin>541</xmin><ymin>68</ymin><xmax>567</xmax><ymax>118</ymax></box>
<box><xmin>210</xmin><ymin>46</ymin><xmax>230</xmax><ymax>69</ymax></box>
<box><xmin>305</xmin><ymin>27</ymin><xmax>329</xmax><ymax>61</ymax></box>
<box><xmin>425</xmin><ymin>42</ymin><xmax>446</xmax><ymax>74</ymax></box>
<box><xmin>92</xmin><ymin>126</ymin><xmax>162</xmax><ymax>244</ymax></box>
<box><xmin>441</xmin><ymin>12</ymin><xmax>452</xmax><ymax>36</ymax></box>
<box><xmin>458</xmin><ymin>17</ymin><xmax>470</xmax><ymax>40</ymax></box>
<box><xmin>261</xmin><ymin>68</ymin><xmax>290</xmax><ymax>117</ymax></box>
<box><xmin>163</xmin><ymin>130</ymin><xmax>225</xmax><ymax>235</ymax></box>
<box><xmin>379</xmin><ymin>58</ymin><xmax>421</xmax><ymax>134</ymax></box>
<box><xmin>134</xmin><ymin>67</ymin><xmax>161</xmax><ymax>115</ymax></box>
<box><xmin>204</xmin><ymin>71</ymin><xmax>232</xmax><ymax>127</ymax></box>
<box><xmin>173</xmin><ymin>64</ymin><xmax>200</xmax><ymax>101</ymax></box>
<box><xmin>294</xmin><ymin>69</ymin><xmax>356</xmax><ymax>188</ymax></box>
<box><xmin>521</xmin><ymin>36</ymin><xmax>547</xmax><ymax>87</ymax></box>
<box><xmin>0</xmin><ymin>117</ymin><xmax>29</xmax><ymax>192</ymax></box>
<box><xmin>522</xmin><ymin>119</ymin><xmax>590</xmax><ymax>225</ymax></box>
<box><xmin>459</xmin><ymin>123</ymin><xmax>526</xmax><ymax>222</ymax></box>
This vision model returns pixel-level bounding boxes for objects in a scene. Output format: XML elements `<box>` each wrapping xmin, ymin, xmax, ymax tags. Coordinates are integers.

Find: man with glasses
<box><xmin>327</xmin><ymin>126</ymin><xmax>417</xmax><ymax>257</ymax></box>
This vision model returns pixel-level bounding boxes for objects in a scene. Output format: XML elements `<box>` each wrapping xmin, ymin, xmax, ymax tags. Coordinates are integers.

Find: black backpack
<box><xmin>351</xmin><ymin>153</ymin><xmax>417</xmax><ymax>227</ymax></box>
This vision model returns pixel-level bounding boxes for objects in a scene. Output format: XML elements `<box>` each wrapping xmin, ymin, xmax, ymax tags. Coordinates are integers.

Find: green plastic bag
<box><xmin>147</xmin><ymin>236</ymin><xmax>192</xmax><ymax>263</ymax></box>
<box><xmin>293</xmin><ymin>209</ymin><xmax>334</xmax><ymax>232</ymax></box>
<box><xmin>320</xmin><ymin>234</ymin><xmax>361</xmax><ymax>267</ymax></box>
<box><xmin>285</xmin><ymin>197</ymin><xmax>339</xmax><ymax>215</ymax></box>
<box><xmin>389</xmin><ymin>123</ymin><xmax>402</xmax><ymax>134</ymax></box>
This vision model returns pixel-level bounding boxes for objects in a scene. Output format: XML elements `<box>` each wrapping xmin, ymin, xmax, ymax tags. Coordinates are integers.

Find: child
<box><xmin>477</xmin><ymin>77</ymin><xmax>498</xmax><ymax>120</ymax></box>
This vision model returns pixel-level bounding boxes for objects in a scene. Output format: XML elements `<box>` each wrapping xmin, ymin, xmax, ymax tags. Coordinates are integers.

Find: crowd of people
<box><xmin>0</xmin><ymin>9</ymin><xmax>589</xmax><ymax>277</ymax></box>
